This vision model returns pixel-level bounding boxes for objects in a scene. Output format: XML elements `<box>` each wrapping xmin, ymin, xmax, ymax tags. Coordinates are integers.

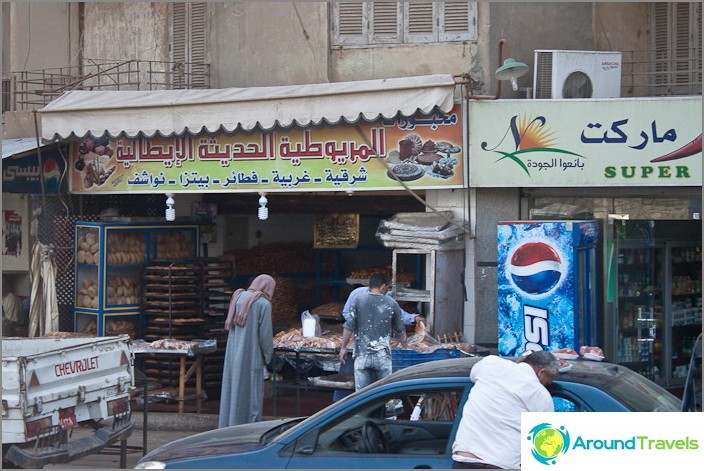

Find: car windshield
<box><xmin>565</xmin><ymin>362</ymin><xmax>682</xmax><ymax>411</ymax></box>
<box><xmin>604</xmin><ymin>368</ymin><xmax>682</xmax><ymax>411</ymax></box>
<box><xmin>270</xmin><ymin>384</ymin><xmax>377</xmax><ymax>443</ymax></box>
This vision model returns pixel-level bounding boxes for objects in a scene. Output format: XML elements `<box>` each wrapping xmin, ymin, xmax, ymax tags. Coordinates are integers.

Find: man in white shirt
<box><xmin>452</xmin><ymin>351</ymin><xmax>558</xmax><ymax>469</ymax></box>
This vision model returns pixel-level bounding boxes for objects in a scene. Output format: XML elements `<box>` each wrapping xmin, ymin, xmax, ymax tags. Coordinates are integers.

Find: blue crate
<box><xmin>391</xmin><ymin>348</ymin><xmax>464</xmax><ymax>372</ymax></box>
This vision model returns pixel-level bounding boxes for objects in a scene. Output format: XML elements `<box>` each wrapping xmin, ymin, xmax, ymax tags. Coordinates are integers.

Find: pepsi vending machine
<box><xmin>498</xmin><ymin>220</ymin><xmax>600</xmax><ymax>356</ymax></box>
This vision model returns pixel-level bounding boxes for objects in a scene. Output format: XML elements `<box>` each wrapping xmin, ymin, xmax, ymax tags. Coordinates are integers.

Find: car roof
<box><xmin>375</xmin><ymin>355</ymin><xmax>638</xmax><ymax>390</ymax></box>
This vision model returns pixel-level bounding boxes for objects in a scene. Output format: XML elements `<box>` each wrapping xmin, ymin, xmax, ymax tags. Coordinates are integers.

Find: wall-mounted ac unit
<box><xmin>533</xmin><ymin>50</ymin><xmax>622</xmax><ymax>99</ymax></box>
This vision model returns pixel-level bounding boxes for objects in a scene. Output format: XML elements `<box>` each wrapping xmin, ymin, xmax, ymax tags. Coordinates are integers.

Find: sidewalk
<box><xmin>43</xmin><ymin>389</ymin><xmax>334</xmax><ymax>469</ymax></box>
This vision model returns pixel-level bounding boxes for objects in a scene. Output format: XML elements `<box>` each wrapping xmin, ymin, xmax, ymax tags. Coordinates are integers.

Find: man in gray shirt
<box><xmin>338</xmin><ymin>273</ymin><xmax>407</xmax><ymax>390</ymax></box>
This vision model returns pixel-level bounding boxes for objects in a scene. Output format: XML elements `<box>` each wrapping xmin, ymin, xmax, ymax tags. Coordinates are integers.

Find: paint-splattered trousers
<box><xmin>353</xmin><ymin>351</ymin><xmax>392</xmax><ymax>390</ymax></box>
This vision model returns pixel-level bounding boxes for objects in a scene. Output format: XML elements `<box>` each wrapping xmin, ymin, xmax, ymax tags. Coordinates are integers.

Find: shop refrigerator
<box><xmin>607</xmin><ymin>219</ymin><xmax>702</xmax><ymax>388</ymax></box>
<box><xmin>497</xmin><ymin>220</ymin><xmax>600</xmax><ymax>356</ymax></box>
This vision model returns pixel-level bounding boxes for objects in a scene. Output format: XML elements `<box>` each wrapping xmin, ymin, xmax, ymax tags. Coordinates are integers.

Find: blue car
<box><xmin>135</xmin><ymin>357</ymin><xmax>683</xmax><ymax>469</ymax></box>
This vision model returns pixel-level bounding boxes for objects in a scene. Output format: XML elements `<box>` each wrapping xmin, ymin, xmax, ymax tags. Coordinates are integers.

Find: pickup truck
<box><xmin>2</xmin><ymin>335</ymin><xmax>135</xmax><ymax>468</ymax></box>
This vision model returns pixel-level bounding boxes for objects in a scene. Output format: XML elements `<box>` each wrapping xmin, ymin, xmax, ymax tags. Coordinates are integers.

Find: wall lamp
<box><xmin>462</xmin><ymin>38</ymin><xmax>529</xmax><ymax>100</ymax></box>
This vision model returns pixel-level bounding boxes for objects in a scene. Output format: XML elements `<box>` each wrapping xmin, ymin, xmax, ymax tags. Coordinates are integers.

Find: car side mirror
<box><xmin>292</xmin><ymin>427</ymin><xmax>320</xmax><ymax>455</ymax></box>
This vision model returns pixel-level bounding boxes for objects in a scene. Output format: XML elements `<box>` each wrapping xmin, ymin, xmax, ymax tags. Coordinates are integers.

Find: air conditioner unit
<box><xmin>533</xmin><ymin>50</ymin><xmax>622</xmax><ymax>99</ymax></box>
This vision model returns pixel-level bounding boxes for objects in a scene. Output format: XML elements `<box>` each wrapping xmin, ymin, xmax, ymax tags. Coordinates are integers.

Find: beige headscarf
<box><xmin>224</xmin><ymin>274</ymin><xmax>276</xmax><ymax>330</ymax></box>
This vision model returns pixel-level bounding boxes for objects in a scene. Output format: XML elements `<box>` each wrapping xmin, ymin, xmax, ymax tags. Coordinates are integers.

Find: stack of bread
<box><xmin>154</xmin><ymin>232</ymin><xmax>193</xmax><ymax>259</ymax></box>
<box><xmin>76</xmin><ymin>231</ymin><xmax>100</xmax><ymax>264</ymax></box>
<box><xmin>107</xmin><ymin>233</ymin><xmax>147</xmax><ymax>264</ymax></box>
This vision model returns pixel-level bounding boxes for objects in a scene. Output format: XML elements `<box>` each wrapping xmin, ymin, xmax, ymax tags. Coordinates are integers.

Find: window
<box><xmin>651</xmin><ymin>2</ymin><xmax>702</xmax><ymax>95</ymax></box>
<box><xmin>333</xmin><ymin>2</ymin><xmax>477</xmax><ymax>47</ymax></box>
<box><xmin>172</xmin><ymin>2</ymin><xmax>208</xmax><ymax>89</ymax></box>
<box><xmin>315</xmin><ymin>387</ymin><xmax>464</xmax><ymax>455</ymax></box>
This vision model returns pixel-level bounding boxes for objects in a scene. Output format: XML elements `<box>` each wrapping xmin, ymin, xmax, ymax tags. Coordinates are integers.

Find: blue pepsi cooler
<box><xmin>497</xmin><ymin>220</ymin><xmax>600</xmax><ymax>356</ymax></box>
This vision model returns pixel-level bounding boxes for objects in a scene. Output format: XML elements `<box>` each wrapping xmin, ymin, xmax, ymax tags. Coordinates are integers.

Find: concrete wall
<box><xmin>472</xmin><ymin>188</ymin><xmax>521</xmax><ymax>346</ymax></box>
<box><xmin>488</xmin><ymin>2</ymin><xmax>596</xmax><ymax>98</ymax></box>
<box><xmin>594</xmin><ymin>3</ymin><xmax>649</xmax><ymax>52</ymax></box>
<box><xmin>209</xmin><ymin>2</ymin><xmax>329</xmax><ymax>87</ymax></box>
<box><xmin>594</xmin><ymin>3</ymin><xmax>650</xmax><ymax>97</ymax></box>
<box><xmin>3</xmin><ymin>3</ymin><xmax>10</xmax><ymax>75</ymax></box>
<box><xmin>6</xmin><ymin>2</ymin><xmax>79</xmax><ymax>73</ymax></box>
<box><xmin>82</xmin><ymin>3</ymin><xmax>170</xmax><ymax>63</ymax></box>
<box><xmin>331</xmin><ymin>3</ymin><xmax>490</xmax><ymax>88</ymax></box>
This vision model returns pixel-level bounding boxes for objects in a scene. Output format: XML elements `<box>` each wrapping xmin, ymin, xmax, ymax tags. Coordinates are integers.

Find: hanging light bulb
<box><xmin>258</xmin><ymin>193</ymin><xmax>268</xmax><ymax>220</ymax></box>
<box><xmin>165</xmin><ymin>193</ymin><xmax>176</xmax><ymax>221</ymax></box>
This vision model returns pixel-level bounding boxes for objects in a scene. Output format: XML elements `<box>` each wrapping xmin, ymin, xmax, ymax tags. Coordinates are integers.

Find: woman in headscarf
<box><xmin>218</xmin><ymin>274</ymin><xmax>276</xmax><ymax>427</ymax></box>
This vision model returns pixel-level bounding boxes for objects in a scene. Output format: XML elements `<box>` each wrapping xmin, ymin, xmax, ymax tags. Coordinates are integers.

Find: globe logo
<box><xmin>526</xmin><ymin>422</ymin><xmax>570</xmax><ymax>465</ymax></box>
<box><xmin>508</xmin><ymin>242</ymin><xmax>563</xmax><ymax>296</ymax></box>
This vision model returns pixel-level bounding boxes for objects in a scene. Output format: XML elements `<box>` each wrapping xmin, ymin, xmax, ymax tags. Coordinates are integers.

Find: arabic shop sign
<box><xmin>469</xmin><ymin>97</ymin><xmax>702</xmax><ymax>187</ymax></box>
<box><xmin>68</xmin><ymin>104</ymin><xmax>465</xmax><ymax>194</ymax></box>
<box><xmin>2</xmin><ymin>146</ymin><xmax>67</xmax><ymax>194</ymax></box>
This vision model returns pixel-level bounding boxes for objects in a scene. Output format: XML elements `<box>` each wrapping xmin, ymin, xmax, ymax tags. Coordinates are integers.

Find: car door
<box><xmin>284</xmin><ymin>382</ymin><xmax>468</xmax><ymax>469</ymax></box>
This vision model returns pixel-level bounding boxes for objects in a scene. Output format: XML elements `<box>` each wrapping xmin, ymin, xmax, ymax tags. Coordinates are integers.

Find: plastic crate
<box><xmin>391</xmin><ymin>348</ymin><xmax>465</xmax><ymax>372</ymax></box>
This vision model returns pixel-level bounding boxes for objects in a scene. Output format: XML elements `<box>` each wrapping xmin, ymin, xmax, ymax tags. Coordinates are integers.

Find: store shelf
<box><xmin>73</xmin><ymin>221</ymin><xmax>198</xmax><ymax>337</ymax></box>
<box><xmin>141</xmin><ymin>258</ymin><xmax>232</xmax><ymax>397</ymax></box>
<box><xmin>391</xmin><ymin>248</ymin><xmax>464</xmax><ymax>337</ymax></box>
<box><xmin>614</xmin><ymin>240</ymin><xmax>702</xmax><ymax>388</ymax></box>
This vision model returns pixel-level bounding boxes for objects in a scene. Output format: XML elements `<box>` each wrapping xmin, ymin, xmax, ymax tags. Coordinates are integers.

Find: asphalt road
<box><xmin>43</xmin><ymin>428</ymin><xmax>197</xmax><ymax>469</ymax></box>
<box><xmin>43</xmin><ymin>413</ymin><xmax>219</xmax><ymax>469</ymax></box>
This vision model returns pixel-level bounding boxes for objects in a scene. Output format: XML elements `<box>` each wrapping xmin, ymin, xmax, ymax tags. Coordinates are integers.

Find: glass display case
<box><xmin>612</xmin><ymin>220</ymin><xmax>702</xmax><ymax>388</ymax></box>
<box><xmin>74</xmin><ymin>221</ymin><xmax>198</xmax><ymax>337</ymax></box>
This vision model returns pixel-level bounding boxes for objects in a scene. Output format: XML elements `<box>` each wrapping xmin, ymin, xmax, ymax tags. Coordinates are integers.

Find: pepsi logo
<box><xmin>43</xmin><ymin>158</ymin><xmax>62</xmax><ymax>192</ymax></box>
<box><xmin>43</xmin><ymin>158</ymin><xmax>61</xmax><ymax>182</ymax></box>
<box><xmin>508</xmin><ymin>241</ymin><xmax>563</xmax><ymax>296</ymax></box>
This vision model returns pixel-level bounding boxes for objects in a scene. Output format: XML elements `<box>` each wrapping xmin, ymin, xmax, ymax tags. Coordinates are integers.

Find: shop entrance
<box><xmin>609</xmin><ymin>219</ymin><xmax>702</xmax><ymax>389</ymax></box>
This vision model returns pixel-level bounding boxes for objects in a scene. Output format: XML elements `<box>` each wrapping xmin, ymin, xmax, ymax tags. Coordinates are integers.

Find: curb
<box><xmin>131</xmin><ymin>412</ymin><xmax>286</xmax><ymax>432</ymax></box>
<box><xmin>131</xmin><ymin>411</ymin><xmax>219</xmax><ymax>432</ymax></box>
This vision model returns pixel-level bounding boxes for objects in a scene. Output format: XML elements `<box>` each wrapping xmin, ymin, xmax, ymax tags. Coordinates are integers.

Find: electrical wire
<box><xmin>287</xmin><ymin>1</ymin><xmax>470</xmax><ymax>236</ymax></box>
<box><xmin>291</xmin><ymin>2</ymin><xmax>329</xmax><ymax>83</ymax></box>
<box><xmin>352</xmin><ymin>122</ymin><xmax>473</xmax><ymax>238</ymax></box>
<box><xmin>22</xmin><ymin>4</ymin><xmax>31</xmax><ymax>71</ymax></box>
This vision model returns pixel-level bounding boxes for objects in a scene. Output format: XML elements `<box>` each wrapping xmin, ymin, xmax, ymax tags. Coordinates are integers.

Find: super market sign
<box><xmin>469</xmin><ymin>97</ymin><xmax>701</xmax><ymax>187</ymax></box>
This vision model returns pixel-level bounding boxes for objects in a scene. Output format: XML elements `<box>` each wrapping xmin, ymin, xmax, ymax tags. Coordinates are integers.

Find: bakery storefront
<box><xmin>38</xmin><ymin>75</ymin><xmax>476</xmax><ymax>402</ymax></box>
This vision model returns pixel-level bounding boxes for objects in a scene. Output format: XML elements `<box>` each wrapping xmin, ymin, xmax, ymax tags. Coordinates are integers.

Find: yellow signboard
<box><xmin>69</xmin><ymin>104</ymin><xmax>465</xmax><ymax>194</ymax></box>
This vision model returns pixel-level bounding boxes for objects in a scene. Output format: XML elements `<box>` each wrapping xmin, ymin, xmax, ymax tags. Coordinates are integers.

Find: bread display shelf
<box><xmin>142</xmin><ymin>309</ymin><xmax>201</xmax><ymax>317</ymax></box>
<box><xmin>144</xmin><ymin>291</ymin><xmax>200</xmax><ymax>301</ymax></box>
<box><xmin>151</xmin><ymin>317</ymin><xmax>207</xmax><ymax>324</ymax></box>
<box><xmin>141</xmin><ymin>258</ymin><xmax>232</xmax><ymax>398</ymax></box>
<box><xmin>145</xmin><ymin>283</ymin><xmax>197</xmax><ymax>290</ymax></box>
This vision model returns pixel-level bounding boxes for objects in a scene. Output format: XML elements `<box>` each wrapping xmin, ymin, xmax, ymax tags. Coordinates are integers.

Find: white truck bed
<box><xmin>2</xmin><ymin>335</ymin><xmax>135</xmax><ymax>468</ymax></box>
